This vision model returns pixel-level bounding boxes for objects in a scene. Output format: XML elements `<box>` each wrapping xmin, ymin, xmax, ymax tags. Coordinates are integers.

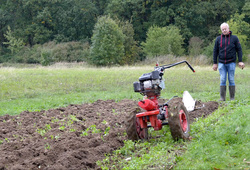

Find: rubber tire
<box><xmin>168</xmin><ymin>102</ymin><xmax>190</xmax><ymax>141</ymax></box>
<box><xmin>125</xmin><ymin>108</ymin><xmax>148</xmax><ymax>141</ymax></box>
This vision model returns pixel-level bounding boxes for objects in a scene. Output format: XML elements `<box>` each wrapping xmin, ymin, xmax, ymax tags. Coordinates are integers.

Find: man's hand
<box><xmin>238</xmin><ymin>62</ymin><xmax>245</xmax><ymax>69</ymax></box>
<box><xmin>213</xmin><ymin>64</ymin><xmax>218</xmax><ymax>71</ymax></box>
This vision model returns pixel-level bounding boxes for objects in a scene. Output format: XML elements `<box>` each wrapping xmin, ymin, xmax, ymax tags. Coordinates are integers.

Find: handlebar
<box><xmin>157</xmin><ymin>60</ymin><xmax>195</xmax><ymax>72</ymax></box>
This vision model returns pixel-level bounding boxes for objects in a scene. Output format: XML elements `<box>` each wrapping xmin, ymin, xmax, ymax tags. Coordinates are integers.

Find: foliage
<box><xmin>5</xmin><ymin>41</ymin><xmax>90</xmax><ymax>64</ymax></box>
<box><xmin>40</xmin><ymin>41</ymin><xmax>90</xmax><ymax>64</ymax></box>
<box><xmin>1</xmin><ymin>0</ymin><xmax>250</xmax><ymax>65</ymax></box>
<box><xmin>116</xmin><ymin>20</ymin><xmax>143</xmax><ymax>64</ymax></box>
<box><xmin>40</xmin><ymin>48</ymin><xmax>53</xmax><ymax>66</ymax></box>
<box><xmin>3</xmin><ymin>26</ymin><xmax>24</xmax><ymax>54</ymax></box>
<box><xmin>105</xmin><ymin>0</ymin><xmax>156</xmax><ymax>42</ymax></box>
<box><xmin>227</xmin><ymin>13</ymin><xmax>250</xmax><ymax>62</ymax></box>
<box><xmin>142</xmin><ymin>25</ymin><xmax>184</xmax><ymax>57</ymax></box>
<box><xmin>90</xmin><ymin>15</ymin><xmax>125</xmax><ymax>66</ymax></box>
<box><xmin>202</xmin><ymin>40</ymin><xmax>215</xmax><ymax>64</ymax></box>
<box><xmin>188</xmin><ymin>37</ymin><xmax>203</xmax><ymax>57</ymax></box>
<box><xmin>52</xmin><ymin>0</ymin><xmax>99</xmax><ymax>42</ymax></box>
<box><xmin>242</xmin><ymin>0</ymin><xmax>250</xmax><ymax>23</ymax></box>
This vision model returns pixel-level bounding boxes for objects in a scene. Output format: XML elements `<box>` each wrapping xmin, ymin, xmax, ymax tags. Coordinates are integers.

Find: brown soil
<box><xmin>0</xmin><ymin>98</ymin><xmax>218</xmax><ymax>169</ymax></box>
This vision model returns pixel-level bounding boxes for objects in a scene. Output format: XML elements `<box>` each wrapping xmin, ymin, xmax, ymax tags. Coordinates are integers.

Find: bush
<box><xmin>3</xmin><ymin>26</ymin><xmax>25</xmax><ymax>54</ymax></box>
<box><xmin>40</xmin><ymin>49</ymin><xmax>53</xmax><ymax>66</ymax></box>
<box><xmin>188</xmin><ymin>37</ymin><xmax>203</xmax><ymax>57</ymax></box>
<box><xmin>141</xmin><ymin>25</ymin><xmax>184</xmax><ymax>58</ymax></box>
<box><xmin>116</xmin><ymin>20</ymin><xmax>143</xmax><ymax>65</ymax></box>
<box><xmin>202</xmin><ymin>41</ymin><xmax>215</xmax><ymax>64</ymax></box>
<box><xmin>6</xmin><ymin>41</ymin><xmax>90</xmax><ymax>65</ymax></box>
<box><xmin>42</xmin><ymin>41</ymin><xmax>90</xmax><ymax>63</ymax></box>
<box><xmin>10</xmin><ymin>46</ymin><xmax>41</xmax><ymax>63</ymax></box>
<box><xmin>226</xmin><ymin>13</ymin><xmax>249</xmax><ymax>62</ymax></box>
<box><xmin>90</xmin><ymin>15</ymin><xmax>125</xmax><ymax>66</ymax></box>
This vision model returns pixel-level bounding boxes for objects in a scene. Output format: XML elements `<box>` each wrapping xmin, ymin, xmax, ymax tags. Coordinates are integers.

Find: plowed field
<box><xmin>0</xmin><ymin>98</ymin><xmax>218</xmax><ymax>169</ymax></box>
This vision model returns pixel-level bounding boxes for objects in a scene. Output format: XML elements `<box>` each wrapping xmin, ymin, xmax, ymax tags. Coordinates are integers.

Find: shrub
<box><xmin>90</xmin><ymin>15</ymin><xmax>125</xmax><ymax>66</ymax></box>
<box><xmin>227</xmin><ymin>13</ymin><xmax>250</xmax><ymax>62</ymax></box>
<box><xmin>202</xmin><ymin>41</ymin><xmax>214</xmax><ymax>64</ymax></box>
<box><xmin>7</xmin><ymin>41</ymin><xmax>90</xmax><ymax>64</ymax></box>
<box><xmin>142</xmin><ymin>25</ymin><xmax>184</xmax><ymax>58</ymax></box>
<box><xmin>116</xmin><ymin>20</ymin><xmax>143</xmax><ymax>65</ymax></box>
<box><xmin>40</xmin><ymin>48</ymin><xmax>53</xmax><ymax>66</ymax></box>
<box><xmin>3</xmin><ymin>26</ymin><xmax>25</xmax><ymax>54</ymax></box>
<box><xmin>43</xmin><ymin>41</ymin><xmax>90</xmax><ymax>63</ymax></box>
<box><xmin>188</xmin><ymin>37</ymin><xmax>203</xmax><ymax>57</ymax></box>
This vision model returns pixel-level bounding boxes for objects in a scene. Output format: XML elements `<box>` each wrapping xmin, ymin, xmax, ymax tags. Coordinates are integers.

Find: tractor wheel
<box><xmin>125</xmin><ymin>109</ymin><xmax>148</xmax><ymax>141</ymax></box>
<box><xmin>168</xmin><ymin>101</ymin><xmax>190</xmax><ymax>141</ymax></box>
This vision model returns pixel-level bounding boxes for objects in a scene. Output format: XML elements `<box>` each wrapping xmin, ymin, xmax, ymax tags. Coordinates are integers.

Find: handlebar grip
<box><xmin>185</xmin><ymin>61</ymin><xmax>195</xmax><ymax>72</ymax></box>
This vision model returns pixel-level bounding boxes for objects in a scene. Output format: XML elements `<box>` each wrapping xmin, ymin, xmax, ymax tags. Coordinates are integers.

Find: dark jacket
<box><xmin>213</xmin><ymin>31</ymin><xmax>242</xmax><ymax>64</ymax></box>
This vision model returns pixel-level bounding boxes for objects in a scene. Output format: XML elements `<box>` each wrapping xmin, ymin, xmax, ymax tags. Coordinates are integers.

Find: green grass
<box><xmin>177</xmin><ymin>102</ymin><xmax>250</xmax><ymax>169</ymax></box>
<box><xmin>0</xmin><ymin>66</ymin><xmax>145</xmax><ymax>115</ymax></box>
<box><xmin>0</xmin><ymin>63</ymin><xmax>250</xmax><ymax>169</ymax></box>
<box><xmin>2</xmin><ymin>65</ymin><xmax>248</xmax><ymax>115</ymax></box>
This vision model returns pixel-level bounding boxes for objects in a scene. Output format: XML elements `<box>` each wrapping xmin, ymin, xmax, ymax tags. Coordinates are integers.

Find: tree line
<box><xmin>0</xmin><ymin>0</ymin><xmax>249</xmax><ymax>66</ymax></box>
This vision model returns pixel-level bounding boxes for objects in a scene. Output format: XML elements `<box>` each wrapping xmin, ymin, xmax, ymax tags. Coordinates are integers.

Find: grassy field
<box><xmin>0</xmin><ymin>63</ymin><xmax>249</xmax><ymax>169</ymax></box>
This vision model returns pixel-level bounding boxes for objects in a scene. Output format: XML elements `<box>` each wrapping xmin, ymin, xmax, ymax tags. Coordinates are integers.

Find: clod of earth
<box><xmin>0</xmin><ymin>98</ymin><xmax>218</xmax><ymax>169</ymax></box>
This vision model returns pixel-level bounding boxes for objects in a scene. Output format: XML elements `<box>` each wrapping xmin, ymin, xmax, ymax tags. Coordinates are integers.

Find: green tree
<box><xmin>105</xmin><ymin>0</ymin><xmax>152</xmax><ymax>42</ymax></box>
<box><xmin>242</xmin><ymin>0</ymin><xmax>250</xmax><ymax>25</ymax></box>
<box><xmin>227</xmin><ymin>13</ymin><xmax>250</xmax><ymax>61</ymax></box>
<box><xmin>3</xmin><ymin>26</ymin><xmax>24</xmax><ymax>54</ymax></box>
<box><xmin>142</xmin><ymin>25</ymin><xmax>184</xmax><ymax>58</ymax></box>
<box><xmin>90</xmin><ymin>16</ymin><xmax>125</xmax><ymax>66</ymax></box>
<box><xmin>0</xmin><ymin>2</ymin><xmax>11</xmax><ymax>49</ymax></box>
<box><xmin>1</xmin><ymin>0</ymin><xmax>100</xmax><ymax>46</ymax></box>
<box><xmin>116</xmin><ymin>20</ymin><xmax>142</xmax><ymax>64</ymax></box>
<box><xmin>53</xmin><ymin>0</ymin><xmax>99</xmax><ymax>42</ymax></box>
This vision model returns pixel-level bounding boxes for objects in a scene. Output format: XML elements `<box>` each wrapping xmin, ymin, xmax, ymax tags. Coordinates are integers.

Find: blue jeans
<box><xmin>218</xmin><ymin>62</ymin><xmax>236</xmax><ymax>86</ymax></box>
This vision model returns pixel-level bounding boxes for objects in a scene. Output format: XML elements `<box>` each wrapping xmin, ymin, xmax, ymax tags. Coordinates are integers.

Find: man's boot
<box><xmin>219</xmin><ymin>86</ymin><xmax>226</xmax><ymax>101</ymax></box>
<box><xmin>229</xmin><ymin>86</ymin><xmax>235</xmax><ymax>100</ymax></box>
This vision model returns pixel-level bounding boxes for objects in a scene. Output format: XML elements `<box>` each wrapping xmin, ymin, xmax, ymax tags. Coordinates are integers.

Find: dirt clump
<box><xmin>0</xmin><ymin>99</ymin><xmax>218</xmax><ymax>169</ymax></box>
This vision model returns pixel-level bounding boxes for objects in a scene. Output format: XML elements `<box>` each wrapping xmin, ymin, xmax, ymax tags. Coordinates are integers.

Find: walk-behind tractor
<box><xmin>126</xmin><ymin>61</ymin><xmax>195</xmax><ymax>141</ymax></box>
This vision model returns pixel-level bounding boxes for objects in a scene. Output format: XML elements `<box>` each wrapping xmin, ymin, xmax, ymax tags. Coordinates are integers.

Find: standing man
<box><xmin>213</xmin><ymin>22</ymin><xmax>245</xmax><ymax>101</ymax></box>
